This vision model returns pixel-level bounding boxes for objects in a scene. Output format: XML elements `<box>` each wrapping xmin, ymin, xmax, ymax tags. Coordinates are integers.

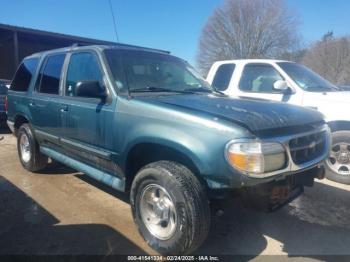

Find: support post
<box><xmin>13</xmin><ymin>31</ymin><xmax>19</xmax><ymax>71</ymax></box>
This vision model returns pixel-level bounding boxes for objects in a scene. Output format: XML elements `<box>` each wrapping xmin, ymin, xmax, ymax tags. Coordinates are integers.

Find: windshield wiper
<box><xmin>185</xmin><ymin>87</ymin><xmax>212</xmax><ymax>93</ymax></box>
<box><xmin>307</xmin><ymin>85</ymin><xmax>339</xmax><ymax>92</ymax></box>
<box><xmin>131</xmin><ymin>86</ymin><xmax>188</xmax><ymax>93</ymax></box>
<box><xmin>185</xmin><ymin>87</ymin><xmax>225</xmax><ymax>95</ymax></box>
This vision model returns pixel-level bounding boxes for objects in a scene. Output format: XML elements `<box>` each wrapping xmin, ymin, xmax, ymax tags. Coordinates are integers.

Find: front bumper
<box><xmin>241</xmin><ymin>165</ymin><xmax>325</xmax><ymax>212</ymax></box>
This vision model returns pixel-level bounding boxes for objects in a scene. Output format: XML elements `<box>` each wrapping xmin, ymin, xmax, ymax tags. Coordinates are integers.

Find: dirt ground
<box><xmin>1</xmin><ymin>124</ymin><xmax>350</xmax><ymax>260</ymax></box>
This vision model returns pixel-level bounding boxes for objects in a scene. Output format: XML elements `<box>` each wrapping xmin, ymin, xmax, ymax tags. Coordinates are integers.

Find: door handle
<box><xmin>60</xmin><ymin>105</ymin><xmax>69</xmax><ymax>112</ymax></box>
<box><xmin>29</xmin><ymin>101</ymin><xmax>35</xmax><ymax>107</ymax></box>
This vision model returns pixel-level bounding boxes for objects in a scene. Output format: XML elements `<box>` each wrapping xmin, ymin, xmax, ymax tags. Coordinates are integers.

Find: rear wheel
<box><xmin>17</xmin><ymin>124</ymin><xmax>48</xmax><ymax>172</ymax></box>
<box><xmin>130</xmin><ymin>161</ymin><xmax>210</xmax><ymax>255</ymax></box>
<box><xmin>325</xmin><ymin>131</ymin><xmax>350</xmax><ymax>184</ymax></box>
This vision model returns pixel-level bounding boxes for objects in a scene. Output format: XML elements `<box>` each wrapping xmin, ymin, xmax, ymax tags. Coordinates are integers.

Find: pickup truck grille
<box><xmin>289</xmin><ymin>131</ymin><xmax>327</xmax><ymax>165</ymax></box>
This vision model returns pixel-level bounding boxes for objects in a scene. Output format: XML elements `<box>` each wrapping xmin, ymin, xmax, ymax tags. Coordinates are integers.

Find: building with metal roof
<box><xmin>0</xmin><ymin>23</ymin><xmax>116</xmax><ymax>80</ymax></box>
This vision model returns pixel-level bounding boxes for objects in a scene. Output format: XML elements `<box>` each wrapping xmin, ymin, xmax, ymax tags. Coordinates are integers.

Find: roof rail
<box><xmin>71</xmin><ymin>43</ymin><xmax>91</xmax><ymax>47</ymax></box>
<box><xmin>70</xmin><ymin>42</ymin><xmax>170</xmax><ymax>54</ymax></box>
<box><xmin>110</xmin><ymin>42</ymin><xmax>170</xmax><ymax>54</ymax></box>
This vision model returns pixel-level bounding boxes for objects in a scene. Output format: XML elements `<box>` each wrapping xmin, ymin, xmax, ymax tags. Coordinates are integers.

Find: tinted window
<box><xmin>65</xmin><ymin>52</ymin><xmax>103</xmax><ymax>97</ymax></box>
<box><xmin>11</xmin><ymin>58</ymin><xmax>39</xmax><ymax>92</ymax></box>
<box><xmin>0</xmin><ymin>83</ymin><xmax>7</xmax><ymax>95</ymax></box>
<box><xmin>239</xmin><ymin>64</ymin><xmax>284</xmax><ymax>93</ymax></box>
<box><xmin>37</xmin><ymin>54</ymin><xmax>65</xmax><ymax>94</ymax></box>
<box><xmin>212</xmin><ymin>64</ymin><xmax>235</xmax><ymax>91</ymax></box>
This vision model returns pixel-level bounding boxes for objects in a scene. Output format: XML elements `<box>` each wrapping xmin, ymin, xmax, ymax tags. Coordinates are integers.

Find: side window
<box><xmin>65</xmin><ymin>52</ymin><xmax>103</xmax><ymax>97</ymax></box>
<box><xmin>0</xmin><ymin>84</ymin><xmax>7</xmax><ymax>95</ymax></box>
<box><xmin>36</xmin><ymin>54</ymin><xmax>65</xmax><ymax>95</ymax></box>
<box><xmin>11</xmin><ymin>58</ymin><xmax>39</xmax><ymax>92</ymax></box>
<box><xmin>212</xmin><ymin>64</ymin><xmax>235</xmax><ymax>91</ymax></box>
<box><xmin>239</xmin><ymin>64</ymin><xmax>283</xmax><ymax>93</ymax></box>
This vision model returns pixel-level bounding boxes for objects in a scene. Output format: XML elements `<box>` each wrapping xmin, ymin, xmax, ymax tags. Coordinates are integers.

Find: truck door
<box><xmin>236</xmin><ymin>63</ymin><xmax>300</xmax><ymax>104</ymax></box>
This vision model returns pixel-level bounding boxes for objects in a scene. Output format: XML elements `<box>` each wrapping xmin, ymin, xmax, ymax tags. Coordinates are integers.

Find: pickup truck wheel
<box><xmin>17</xmin><ymin>124</ymin><xmax>48</xmax><ymax>172</ymax></box>
<box><xmin>325</xmin><ymin>131</ymin><xmax>350</xmax><ymax>184</ymax></box>
<box><xmin>130</xmin><ymin>161</ymin><xmax>210</xmax><ymax>255</ymax></box>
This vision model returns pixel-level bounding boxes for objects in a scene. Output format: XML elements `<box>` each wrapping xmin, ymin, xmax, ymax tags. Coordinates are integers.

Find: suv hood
<box><xmin>137</xmin><ymin>94</ymin><xmax>324</xmax><ymax>132</ymax></box>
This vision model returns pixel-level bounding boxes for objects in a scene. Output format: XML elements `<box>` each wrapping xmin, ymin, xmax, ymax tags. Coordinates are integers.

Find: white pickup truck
<box><xmin>207</xmin><ymin>59</ymin><xmax>350</xmax><ymax>184</ymax></box>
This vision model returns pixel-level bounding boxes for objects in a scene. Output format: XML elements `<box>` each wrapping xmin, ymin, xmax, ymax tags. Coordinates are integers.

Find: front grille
<box><xmin>289</xmin><ymin>131</ymin><xmax>326</xmax><ymax>165</ymax></box>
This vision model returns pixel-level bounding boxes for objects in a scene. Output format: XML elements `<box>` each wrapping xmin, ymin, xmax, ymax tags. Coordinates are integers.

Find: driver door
<box><xmin>237</xmin><ymin>63</ymin><xmax>296</xmax><ymax>103</ymax></box>
<box><xmin>60</xmin><ymin>51</ymin><xmax>116</xmax><ymax>169</ymax></box>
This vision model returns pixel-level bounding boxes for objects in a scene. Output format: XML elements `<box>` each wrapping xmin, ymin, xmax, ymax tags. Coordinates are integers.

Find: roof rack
<box><xmin>110</xmin><ymin>43</ymin><xmax>170</xmax><ymax>54</ymax></box>
<box><xmin>70</xmin><ymin>42</ymin><xmax>170</xmax><ymax>54</ymax></box>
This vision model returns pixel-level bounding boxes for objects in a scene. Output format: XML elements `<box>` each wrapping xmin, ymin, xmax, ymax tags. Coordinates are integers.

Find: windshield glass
<box><xmin>277</xmin><ymin>62</ymin><xmax>339</xmax><ymax>92</ymax></box>
<box><xmin>104</xmin><ymin>49</ymin><xmax>212</xmax><ymax>93</ymax></box>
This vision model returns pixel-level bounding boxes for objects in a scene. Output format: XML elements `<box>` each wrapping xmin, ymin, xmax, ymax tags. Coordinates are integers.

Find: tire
<box><xmin>325</xmin><ymin>131</ymin><xmax>350</xmax><ymax>184</ymax></box>
<box><xmin>130</xmin><ymin>161</ymin><xmax>210</xmax><ymax>255</ymax></box>
<box><xmin>17</xmin><ymin>123</ymin><xmax>48</xmax><ymax>172</ymax></box>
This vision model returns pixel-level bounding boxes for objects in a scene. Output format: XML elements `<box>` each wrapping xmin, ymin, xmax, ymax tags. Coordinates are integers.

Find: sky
<box><xmin>1</xmin><ymin>0</ymin><xmax>350</xmax><ymax>65</ymax></box>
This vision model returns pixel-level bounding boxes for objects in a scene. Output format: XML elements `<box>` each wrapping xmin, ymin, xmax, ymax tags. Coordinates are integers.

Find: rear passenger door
<box><xmin>60</xmin><ymin>51</ymin><xmax>116</xmax><ymax>167</ymax></box>
<box><xmin>29</xmin><ymin>53</ymin><xmax>66</xmax><ymax>138</ymax></box>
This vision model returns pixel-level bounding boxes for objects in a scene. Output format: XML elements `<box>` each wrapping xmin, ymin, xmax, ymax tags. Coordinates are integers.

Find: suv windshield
<box><xmin>104</xmin><ymin>49</ymin><xmax>212</xmax><ymax>93</ymax></box>
<box><xmin>277</xmin><ymin>62</ymin><xmax>339</xmax><ymax>92</ymax></box>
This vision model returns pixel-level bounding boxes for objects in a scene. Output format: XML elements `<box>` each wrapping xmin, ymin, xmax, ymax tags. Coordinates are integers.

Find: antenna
<box><xmin>108</xmin><ymin>0</ymin><xmax>120</xmax><ymax>43</ymax></box>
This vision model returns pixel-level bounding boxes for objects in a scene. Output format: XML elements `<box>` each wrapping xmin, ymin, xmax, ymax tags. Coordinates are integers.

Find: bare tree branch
<box><xmin>302</xmin><ymin>34</ymin><xmax>350</xmax><ymax>85</ymax></box>
<box><xmin>196</xmin><ymin>0</ymin><xmax>300</xmax><ymax>74</ymax></box>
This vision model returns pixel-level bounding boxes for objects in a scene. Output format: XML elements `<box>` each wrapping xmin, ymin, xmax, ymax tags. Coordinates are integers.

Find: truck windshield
<box><xmin>104</xmin><ymin>49</ymin><xmax>212</xmax><ymax>93</ymax></box>
<box><xmin>277</xmin><ymin>62</ymin><xmax>340</xmax><ymax>92</ymax></box>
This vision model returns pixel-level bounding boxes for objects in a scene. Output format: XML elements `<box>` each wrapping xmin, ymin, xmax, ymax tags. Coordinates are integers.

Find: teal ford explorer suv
<box><xmin>6</xmin><ymin>44</ymin><xmax>330</xmax><ymax>255</ymax></box>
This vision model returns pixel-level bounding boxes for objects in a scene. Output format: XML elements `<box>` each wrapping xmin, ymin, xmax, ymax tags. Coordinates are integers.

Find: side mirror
<box><xmin>273</xmin><ymin>80</ymin><xmax>289</xmax><ymax>91</ymax></box>
<box><xmin>75</xmin><ymin>81</ymin><xmax>107</xmax><ymax>99</ymax></box>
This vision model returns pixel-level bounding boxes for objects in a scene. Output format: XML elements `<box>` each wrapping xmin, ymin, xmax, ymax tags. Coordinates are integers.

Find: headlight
<box><xmin>225</xmin><ymin>141</ymin><xmax>286</xmax><ymax>175</ymax></box>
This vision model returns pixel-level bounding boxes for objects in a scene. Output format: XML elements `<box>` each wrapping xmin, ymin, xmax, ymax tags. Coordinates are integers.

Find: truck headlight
<box><xmin>225</xmin><ymin>141</ymin><xmax>286</xmax><ymax>174</ymax></box>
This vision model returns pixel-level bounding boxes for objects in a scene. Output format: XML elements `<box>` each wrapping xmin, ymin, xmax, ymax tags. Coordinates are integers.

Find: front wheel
<box><xmin>325</xmin><ymin>131</ymin><xmax>350</xmax><ymax>184</ymax></box>
<box><xmin>130</xmin><ymin>161</ymin><xmax>210</xmax><ymax>255</ymax></box>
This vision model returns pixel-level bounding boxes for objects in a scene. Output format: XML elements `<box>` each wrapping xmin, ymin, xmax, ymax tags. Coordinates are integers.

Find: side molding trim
<box><xmin>40</xmin><ymin>146</ymin><xmax>125</xmax><ymax>192</ymax></box>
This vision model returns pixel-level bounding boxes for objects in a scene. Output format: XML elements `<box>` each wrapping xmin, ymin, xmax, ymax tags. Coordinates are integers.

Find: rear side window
<box><xmin>11</xmin><ymin>58</ymin><xmax>39</xmax><ymax>92</ymax></box>
<box><xmin>239</xmin><ymin>64</ymin><xmax>283</xmax><ymax>93</ymax></box>
<box><xmin>36</xmin><ymin>54</ymin><xmax>65</xmax><ymax>95</ymax></box>
<box><xmin>212</xmin><ymin>63</ymin><xmax>235</xmax><ymax>91</ymax></box>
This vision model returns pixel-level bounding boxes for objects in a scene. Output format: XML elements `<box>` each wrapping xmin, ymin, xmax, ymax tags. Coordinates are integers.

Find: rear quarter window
<box><xmin>212</xmin><ymin>63</ymin><xmax>235</xmax><ymax>91</ymax></box>
<box><xmin>11</xmin><ymin>58</ymin><xmax>39</xmax><ymax>92</ymax></box>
